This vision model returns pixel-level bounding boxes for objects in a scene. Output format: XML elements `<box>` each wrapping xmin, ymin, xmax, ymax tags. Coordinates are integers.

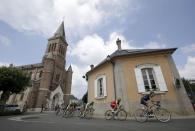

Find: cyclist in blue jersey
<box><xmin>140</xmin><ymin>91</ymin><xmax>155</xmax><ymax>107</ymax></box>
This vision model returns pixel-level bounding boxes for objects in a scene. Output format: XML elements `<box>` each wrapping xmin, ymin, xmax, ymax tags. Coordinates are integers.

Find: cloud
<box><xmin>71</xmin><ymin>32</ymin><xmax>134</xmax><ymax>65</ymax></box>
<box><xmin>0</xmin><ymin>62</ymin><xmax>10</xmax><ymax>67</ymax></box>
<box><xmin>0</xmin><ymin>34</ymin><xmax>11</xmax><ymax>46</ymax></box>
<box><xmin>181</xmin><ymin>44</ymin><xmax>195</xmax><ymax>54</ymax></box>
<box><xmin>144</xmin><ymin>41</ymin><xmax>166</xmax><ymax>49</ymax></box>
<box><xmin>0</xmin><ymin>0</ymin><xmax>131</xmax><ymax>37</ymax></box>
<box><xmin>179</xmin><ymin>56</ymin><xmax>195</xmax><ymax>79</ymax></box>
<box><xmin>71</xmin><ymin>32</ymin><xmax>166</xmax><ymax>65</ymax></box>
<box><xmin>71</xmin><ymin>64</ymin><xmax>89</xmax><ymax>99</ymax></box>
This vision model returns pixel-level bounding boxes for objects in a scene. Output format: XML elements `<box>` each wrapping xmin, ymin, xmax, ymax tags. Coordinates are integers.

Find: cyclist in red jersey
<box><xmin>111</xmin><ymin>98</ymin><xmax>121</xmax><ymax>111</ymax></box>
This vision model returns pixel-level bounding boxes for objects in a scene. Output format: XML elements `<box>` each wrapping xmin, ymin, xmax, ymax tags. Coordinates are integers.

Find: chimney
<box><xmin>116</xmin><ymin>38</ymin><xmax>121</xmax><ymax>50</ymax></box>
<box><xmin>90</xmin><ymin>64</ymin><xmax>94</xmax><ymax>70</ymax></box>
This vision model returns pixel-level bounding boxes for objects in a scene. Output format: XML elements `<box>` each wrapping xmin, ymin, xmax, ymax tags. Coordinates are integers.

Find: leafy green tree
<box><xmin>181</xmin><ymin>78</ymin><xmax>195</xmax><ymax>104</ymax></box>
<box><xmin>0</xmin><ymin>66</ymin><xmax>30</xmax><ymax>103</ymax></box>
<box><xmin>82</xmin><ymin>92</ymin><xmax>88</xmax><ymax>104</ymax></box>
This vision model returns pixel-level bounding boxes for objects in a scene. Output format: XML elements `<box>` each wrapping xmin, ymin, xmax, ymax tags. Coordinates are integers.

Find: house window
<box><xmin>94</xmin><ymin>75</ymin><xmax>107</xmax><ymax>99</ymax></box>
<box><xmin>134</xmin><ymin>64</ymin><xmax>168</xmax><ymax>93</ymax></box>
<box><xmin>97</xmin><ymin>78</ymin><xmax>104</xmax><ymax>97</ymax></box>
<box><xmin>141</xmin><ymin>68</ymin><xmax>158</xmax><ymax>91</ymax></box>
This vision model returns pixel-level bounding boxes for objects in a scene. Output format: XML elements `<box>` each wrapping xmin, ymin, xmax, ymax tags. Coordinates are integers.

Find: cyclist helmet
<box><xmin>117</xmin><ymin>98</ymin><xmax>121</xmax><ymax>104</ymax></box>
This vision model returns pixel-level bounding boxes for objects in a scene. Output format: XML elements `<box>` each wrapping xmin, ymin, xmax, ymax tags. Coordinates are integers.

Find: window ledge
<box><xmin>95</xmin><ymin>96</ymin><xmax>106</xmax><ymax>100</ymax></box>
<box><xmin>141</xmin><ymin>91</ymin><xmax>167</xmax><ymax>95</ymax></box>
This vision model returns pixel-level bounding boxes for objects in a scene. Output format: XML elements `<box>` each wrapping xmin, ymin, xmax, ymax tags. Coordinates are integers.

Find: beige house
<box><xmin>6</xmin><ymin>22</ymin><xmax>73</xmax><ymax>111</ymax></box>
<box><xmin>86</xmin><ymin>39</ymin><xmax>194</xmax><ymax>116</ymax></box>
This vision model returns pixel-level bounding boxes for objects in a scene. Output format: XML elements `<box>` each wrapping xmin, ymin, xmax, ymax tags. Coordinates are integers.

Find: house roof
<box><xmin>86</xmin><ymin>48</ymin><xmax>177</xmax><ymax>74</ymax></box>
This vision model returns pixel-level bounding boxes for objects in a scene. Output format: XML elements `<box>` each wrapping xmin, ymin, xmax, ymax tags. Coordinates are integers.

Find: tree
<box><xmin>0</xmin><ymin>66</ymin><xmax>30</xmax><ymax>103</ymax></box>
<box><xmin>82</xmin><ymin>92</ymin><xmax>88</xmax><ymax>104</ymax></box>
<box><xmin>181</xmin><ymin>78</ymin><xmax>195</xmax><ymax>104</ymax></box>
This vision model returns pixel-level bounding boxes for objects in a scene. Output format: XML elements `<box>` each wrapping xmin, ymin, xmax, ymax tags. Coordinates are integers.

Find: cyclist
<box><xmin>140</xmin><ymin>91</ymin><xmax>155</xmax><ymax>108</ymax></box>
<box><xmin>85</xmin><ymin>101</ymin><xmax>94</xmax><ymax>110</ymax></box>
<box><xmin>81</xmin><ymin>101</ymin><xmax>94</xmax><ymax>117</ymax></box>
<box><xmin>111</xmin><ymin>98</ymin><xmax>121</xmax><ymax>111</ymax></box>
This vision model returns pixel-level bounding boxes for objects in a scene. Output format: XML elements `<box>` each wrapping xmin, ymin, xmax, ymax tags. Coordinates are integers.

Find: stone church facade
<box><xmin>6</xmin><ymin>22</ymin><xmax>73</xmax><ymax>111</ymax></box>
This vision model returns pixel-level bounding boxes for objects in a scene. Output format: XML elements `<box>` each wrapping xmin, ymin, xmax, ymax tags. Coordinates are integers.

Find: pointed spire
<box><xmin>54</xmin><ymin>21</ymin><xmax>65</xmax><ymax>39</ymax></box>
<box><xmin>68</xmin><ymin>65</ymin><xmax>73</xmax><ymax>72</ymax></box>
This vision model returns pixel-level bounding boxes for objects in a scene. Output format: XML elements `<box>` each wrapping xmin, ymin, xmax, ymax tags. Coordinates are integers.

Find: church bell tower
<box><xmin>35</xmin><ymin>22</ymin><xmax>69</xmax><ymax>109</ymax></box>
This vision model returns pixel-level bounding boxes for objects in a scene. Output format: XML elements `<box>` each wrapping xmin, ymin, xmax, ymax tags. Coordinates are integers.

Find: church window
<box><xmin>55</xmin><ymin>74</ymin><xmax>60</xmax><ymax>81</ymax></box>
<box><xmin>48</xmin><ymin>44</ymin><xmax>51</xmax><ymax>52</ymax></box>
<box><xmin>39</xmin><ymin>71</ymin><xmax>43</xmax><ymax>78</ymax></box>
<box><xmin>54</xmin><ymin>43</ymin><xmax>57</xmax><ymax>51</ymax></box>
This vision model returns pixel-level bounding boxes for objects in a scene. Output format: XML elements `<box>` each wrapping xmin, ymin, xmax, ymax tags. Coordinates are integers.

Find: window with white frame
<box><xmin>134</xmin><ymin>64</ymin><xmax>168</xmax><ymax>93</ymax></box>
<box><xmin>141</xmin><ymin>68</ymin><xmax>158</xmax><ymax>91</ymax></box>
<box><xmin>94</xmin><ymin>75</ymin><xmax>107</xmax><ymax>98</ymax></box>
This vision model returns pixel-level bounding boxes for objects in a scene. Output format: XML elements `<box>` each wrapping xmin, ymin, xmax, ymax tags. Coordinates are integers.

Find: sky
<box><xmin>0</xmin><ymin>0</ymin><xmax>195</xmax><ymax>99</ymax></box>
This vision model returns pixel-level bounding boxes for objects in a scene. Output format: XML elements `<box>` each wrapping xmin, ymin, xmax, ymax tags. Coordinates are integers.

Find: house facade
<box><xmin>86</xmin><ymin>39</ymin><xmax>194</xmax><ymax>116</ymax></box>
<box><xmin>6</xmin><ymin>22</ymin><xmax>73</xmax><ymax>111</ymax></box>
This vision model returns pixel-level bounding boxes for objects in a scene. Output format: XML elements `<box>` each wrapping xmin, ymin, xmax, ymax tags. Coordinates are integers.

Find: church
<box><xmin>6</xmin><ymin>22</ymin><xmax>73</xmax><ymax>111</ymax></box>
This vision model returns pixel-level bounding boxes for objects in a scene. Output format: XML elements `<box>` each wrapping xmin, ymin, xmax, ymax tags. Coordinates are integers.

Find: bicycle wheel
<box><xmin>117</xmin><ymin>109</ymin><xmax>127</xmax><ymax>121</ymax></box>
<box><xmin>134</xmin><ymin>109</ymin><xmax>148</xmax><ymax>122</ymax></box>
<box><xmin>154</xmin><ymin>108</ymin><xmax>171</xmax><ymax>122</ymax></box>
<box><xmin>56</xmin><ymin>109</ymin><xmax>60</xmax><ymax>116</ymax></box>
<box><xmin>105</xmin><ymin>110</ymin><xmax>113</xmax><ymax>120</ymax></box>
<box><xmin>85</xmin><ymin>109</ymin><xmax>94</xmax><ymax>119</ymax></box>
<box><xmin>63</xmin><ymin>110</ymin><xmax>73</xmax><ymax>118</ymax></box>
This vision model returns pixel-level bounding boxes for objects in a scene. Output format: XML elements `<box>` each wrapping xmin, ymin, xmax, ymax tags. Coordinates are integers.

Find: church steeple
<box><xmin>49</xmin><ymin>21</ymin><xmax>66</xmax><ymax>41</ymax></box>
<box><xmin>54</xmin><ymin>21</ymin><xmax>65</xmax><ymax>39</ymax></box>
<box><xmin>44</xmin><ymin>22</ymin><xmax>68</xmax><ymax>66</ymax></box>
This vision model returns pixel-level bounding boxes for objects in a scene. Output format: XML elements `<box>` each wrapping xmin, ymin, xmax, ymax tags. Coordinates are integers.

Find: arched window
<box><xmin>54</xmin><ymin>43</ymin><xmax>57</xmax><ymax>51</ymax></box>
<box><xmin>52</xmin><ymin>44</ymin><xmax>54</xmax><ymax>51</ymax></box>
<box><xmin>39</xmin><ymin>71</ymin><xmax>43</xmax><ymax>78</ymax></box>
<box><xmin>48</xmin><ymin>44</ymin><xmax>51</xmax><ymax>52</ymax></box>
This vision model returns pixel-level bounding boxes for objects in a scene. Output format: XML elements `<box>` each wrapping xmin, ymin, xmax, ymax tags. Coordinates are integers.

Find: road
<box><xmin>0</xmin><ymin>113</ymin><xmax>195</xmax><ymax>131</ymax></box>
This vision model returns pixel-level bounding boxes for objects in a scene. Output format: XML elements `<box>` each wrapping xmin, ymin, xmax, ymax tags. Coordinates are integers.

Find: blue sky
<box><xmin>0</xmin><ymin>0</ymin><xmax>195</xmax><ymax>98</ymax></box>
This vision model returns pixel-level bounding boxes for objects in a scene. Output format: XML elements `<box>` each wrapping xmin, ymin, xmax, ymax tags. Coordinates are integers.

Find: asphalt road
<box><xmin>0</xmin><ymin>113</ymin><xmax>195</xmax><ymax>131</ymax></box>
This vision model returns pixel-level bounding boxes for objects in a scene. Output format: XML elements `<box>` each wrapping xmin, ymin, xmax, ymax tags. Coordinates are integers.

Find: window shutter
<box><xmin>94</xmin><ymin>79</ymin><xmax>98</xmax><ymax>98</ymax></box>
<box><xmin>134</xmin><ymin>68</ymin><xmax>145</xmax><ymax>93</ymax></box>
<box><xmin>102</xmin><ymin>75</ymin><xmax>107</xmax><ymax>97</ymax></box>
<box><xmin>153</xmin><ymin>66</ymin><xmax>168</xmax><ymax>91</ymax></box>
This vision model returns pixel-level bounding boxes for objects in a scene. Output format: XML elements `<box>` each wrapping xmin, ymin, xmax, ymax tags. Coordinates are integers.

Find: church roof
<box><xmin>54</xmin><ymin>21</ymin><xmax>65</xmax><ymax>38</ymax></box>
<box><xmin>49</xmin><ymin>21</ymin><xmax>66</xmax><ymax>40</ymax></box>
<box><xmin>87</xmin><ymin>48</ymin><xmax>177</xmax><ymax>74</ymax></box>
<box><xmin>67</xmin><ymin>65</ymin><xmax>73</xmax><ymax>72</ymax></box>
<box><xmin>17</xmin><ymin>63</ymin><xmax>43</xmax><ymax>70</ymax></box>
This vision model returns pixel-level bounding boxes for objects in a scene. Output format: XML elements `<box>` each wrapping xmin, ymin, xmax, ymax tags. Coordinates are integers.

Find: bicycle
<box><xmin>56</xmin><ymin>107</ymin><xmax>66</xmax><ymax>116</ymax></box>
<box><xmin>80</xmin><ymin>106</ymin><xmax>95</xmax><ymax>119</ymax></box>
<box><xmin>79</xmin><ymin>102</ymin><xmax>95</xmax><ymax>119</ymax></box>
<box><xmin>134</xmin><ymin>101</ymin><xmax>171</xmax><ymax>123</ymax></box>
<box><xmin>105</xmin><ymin>105</ymin><xmax>127</xmax><ymax>121</ymax></box>
<box><xmin>62</xmin><ymin>104</ymin><xmax>77</xmax><ymax>118</ymax></box>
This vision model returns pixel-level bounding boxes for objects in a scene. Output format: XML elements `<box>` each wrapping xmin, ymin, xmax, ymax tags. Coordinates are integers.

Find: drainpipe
<box><xmin>107</xmin><ymin>55</ymin><xmax>116</xmax><ymax>100</ymax></box>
